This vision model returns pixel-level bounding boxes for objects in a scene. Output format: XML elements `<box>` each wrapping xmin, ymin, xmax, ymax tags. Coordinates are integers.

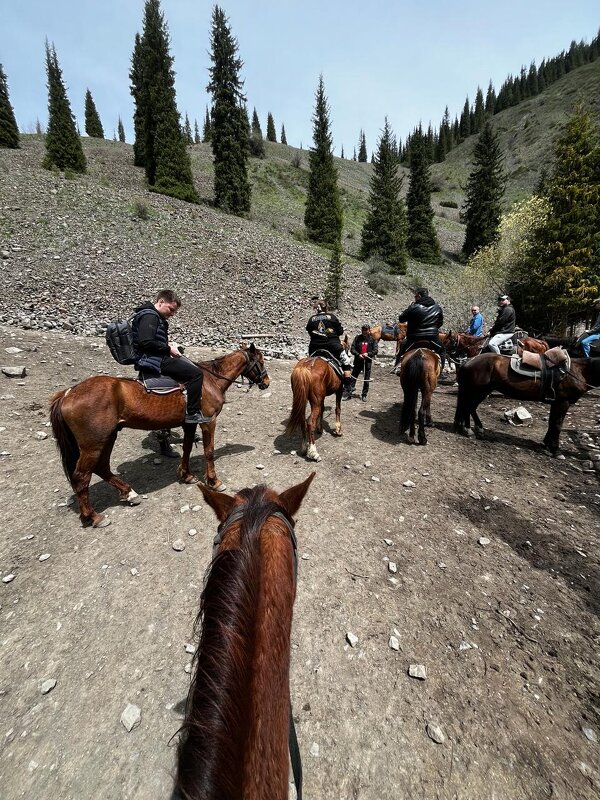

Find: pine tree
<box><xmin>0</xmin><ymin>65</ymin><xmax>20</xmax><ymax>149</ymax></box>
<box><xmin>516</xmin><ymin>105</ymin><xmax>600</xmax><ymax>330</ymax></box>
<box><xmin>485</xmin><ymin>81</ymin><xmax>496</xmax><ymax>116</ymax></box>
<box><xmin>266</xmin><ymin>111</ymin><xmax>276</xmax><ymax>142</ymax></box>
<box><xmin>473</xmin><ymin>87</ymin><xmax>485</xmax><ymax>133</ymax></box>
<box><xmin>462</xmin><ymin>121</ymin><xmax>505</xmax><ymax>258</ymax></box>
<box><xmin>250</xmin><ymin>106</ymin><xmax>265</xmax><ymax>157</ymax></box>
<box><xmin>207</xmin><ymin>5</ymin><xmax>251</xmax><ymax>214</ymax></box>
<box><xmin>325</xmin><ymin>240</ymin><xmax>344</xmax><ymax>309</ymax></box>
<box><xmin>183</xmin><ymin>113</ymin><xmax>193</xmax><ymax>144</ymax></box>
<box><xmin>202</xmin><ymin>107</ymin><xmax>212</xmax><ymax>142</ymax></box>
<box><xmin>129</xmin><ymin>33</ymin><xmax>146</xmax><ymax>167</ymax></box>
<box><xmin>304</xmin><ymin>75</ymin><xmax>342</xmax><ymax>247</ymax></box>
<box><xmin>280</xmin><ymin>124</ymin><xmax>287</xmax><ymax>145</ymax></box>
<box><xmin>35</xmin><ymin>118</ymin><xmax>43</xmax><ymax>136</ymax></box>
<box><xmin>406</xmin><ymin>131</ymin><xmax>441</xmax><ymax>264</ymax></box>
<box><xmin>117</xmin><ymin>117</ymin><xmax>126</xmax><ymax>142</ymax></box>
<box><xmin>459</xmin><ymin>96</ymin><xmax>471</xmax><ymax>140</ymax></box>
<box><xmin>84</xmin><ymin>89</ymin><xmax>104</xmax><ymax>138</ymax></box>
<box><xmin>43</xmin><ymin>42</ymin><xmax>86</xmax><ymax>173</ymax></box>
<box><xmin>360</xmin><ymin>118</ymin><xmax>407</xmax><ymax>274</ymax></box>
<box><xmin>194</xmin><ymin>119</ymin><xmax>200</xmax><ymax>144</ymax></box>
<box><xmin>340</xmin><ymin>145</ymin><xmax>345</xmax><ymax>159</ymax></box>
<box><xmin>358</xmin><ymin>129</ymin><xmax>367</xmax><ymax>162</ymax></box>
<box><xmin>137</xmin><ymin>0</ymin><xmax>198</xmax><ymax>202</ymax></box>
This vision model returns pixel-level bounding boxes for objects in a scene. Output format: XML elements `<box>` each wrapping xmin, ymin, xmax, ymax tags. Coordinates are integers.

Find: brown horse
<box><xmin>397</xmin><ymin>345</ymin><xmax>442</xmax><ymax>445</ymax></box>
<box><xmin>49</xmin><ymin>344</ymin><xmax>269</xmax><ymax>527</ymax></box>
<box><xmin>172</xmin><ymin>473</ymin><xmax>315</xmax><ymax>800</ymax></box>
<box><xmin>453</xmin><ymin>352</ymin><xmax>600</xmax><ymax>454</ymax></box>
<box><xmin>285</xmin><ymin>356</ymin><xmax>343</xmax><ymax>462</ymax></box>
<box><xmin>443</xmin><ymin>331</ymin><xmax>549</xmax><ymax>360</ymax></box>
<box><xmin>371</xmin><ymin>322</ymin><xmax>407</xmax><ymax>355</ymax></box>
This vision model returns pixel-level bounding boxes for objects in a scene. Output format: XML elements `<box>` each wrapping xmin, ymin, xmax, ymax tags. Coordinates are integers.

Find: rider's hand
<box><xmin>169</xmin><ymin>344</ymin><xmax>182</xmax><ymax>358</ymax></box>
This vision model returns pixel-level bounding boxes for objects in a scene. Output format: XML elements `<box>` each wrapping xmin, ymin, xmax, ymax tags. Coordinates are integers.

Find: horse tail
<box><xmin>49</xmin><ymin>390</ymin><xmax>79</xmax><ymax>483</ymax></box>
<box><xmin>400</xmin><ymin>352</ymin><xmax>422</xmax><ymax>431</ymax></box>
<box><xmin>285</xmin><ymin>365</ymin><xmax>311</xmax><ymax>436</ymax></box>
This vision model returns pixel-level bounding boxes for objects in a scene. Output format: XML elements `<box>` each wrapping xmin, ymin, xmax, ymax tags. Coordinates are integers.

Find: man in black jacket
<box><xmin>397</xmin><ymin>288</ymin><xmax>444</xmax><ymax>363</ymax></box>
<box><xmin>131</xmin><ymin>289</ymin><xmax>211</xmax><ymax>425</ymax></box>
<box><xmin>488</xmin><ymin>294</ymin><xmax>516</xmax><ymax>354</ymax></box>
<box><xmin>344</xmin><ymin>324</ymin><xmax>379</xmax><ymax>401</ymax></box>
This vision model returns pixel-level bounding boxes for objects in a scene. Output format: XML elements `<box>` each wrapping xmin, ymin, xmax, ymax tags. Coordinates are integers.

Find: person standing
<box><xmin>345</xmin><ymin>324</ymin><xmax>378</xmax><ymax>401</ymax></box>
<box><xmin>487</xmin><ymin>294</ymin><xmax>516</xmax><ymax>354</ymax></box>
<box><xmin>468</xmin><ymin>305</ymin><xmax>484</xmax><ymax>337</ymax></box>
<box><xmin>579</xmin><ymin>298</ymin><xmax>600</xmax><ymax>357</ymax></box>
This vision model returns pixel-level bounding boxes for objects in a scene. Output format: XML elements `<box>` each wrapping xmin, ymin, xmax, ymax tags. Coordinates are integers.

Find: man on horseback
<box><xmin>487</xmin><ymin>294</ymin><xmax>516</xmax><ymax>354</ymax></box>
<box><xmin>397</xmin><ymin>288</ymin><xmax>445</xmax><ymax>366</ymax></box>
<box><xmin>579</xmin><ymin>298</ymin><xmax>600</xmax><ymax>357</ymax></box>
<box><xmin>132</xmin><ymin>289</ymin><xmax>212</xmax><ymax>424</ymax></box>
<box><xmin>306</xmin><ymin>298</ymin><xmax>353</xmax><ymax>398</ymax></box>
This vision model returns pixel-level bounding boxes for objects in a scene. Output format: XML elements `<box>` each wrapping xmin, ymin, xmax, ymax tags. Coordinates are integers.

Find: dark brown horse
<box><xmin>172</xmin><ymin>473</ymin><xmax>315</xmax><ymax>800</ymax></box>
<box><xmin>285</xmin><ymin>356</ymin><xmax>343</xmax><ymax>462</ymax></box>
<box><xmin>397</xmin><ymin>345</ymin><xmax>442</xmax><ymax>445</ymax></box>
<box><xmin>49</xmin><ymin>344</ymin><xmax>269</xmax><ymax>527</ymax></box>
<box><xmin>442</xmin><ymin>331</ymin><xmax>549</xmax><ymax>360</ymax></box>
<box><xmin>454</xmin><ymin>352</ymin><xmax>600</xmax><ymax>454</ymax></box>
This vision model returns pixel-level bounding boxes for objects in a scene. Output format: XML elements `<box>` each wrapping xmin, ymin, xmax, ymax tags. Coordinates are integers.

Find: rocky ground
<box><xmin>0</xmin><ymin>325</ymin><xmax>599</xmax><ymax>799</ymax></box>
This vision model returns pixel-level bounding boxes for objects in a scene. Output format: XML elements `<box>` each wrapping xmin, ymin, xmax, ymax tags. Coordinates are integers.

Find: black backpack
<box><xmin>105</xmin><ymin>318</ymin><xmax>136</xmax><ymax>365</ymax></box>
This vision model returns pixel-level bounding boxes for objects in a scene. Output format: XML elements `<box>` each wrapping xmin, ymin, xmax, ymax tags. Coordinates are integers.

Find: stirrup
<box><xmin>185</xmin><ymin>411</ymin><xmax>213</xmax><ymax>425</ymax></box>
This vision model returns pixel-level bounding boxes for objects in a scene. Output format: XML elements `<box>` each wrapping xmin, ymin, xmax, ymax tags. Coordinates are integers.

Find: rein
<box><xmin>199</xmin><ymin>351</ymin><xmax>268</xmax><ymax>388</ymax></box>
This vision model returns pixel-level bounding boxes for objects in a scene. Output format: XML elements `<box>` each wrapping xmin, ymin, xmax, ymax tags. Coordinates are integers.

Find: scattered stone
<box><xmin>40</xmin><ymin>679</ymin><xmax>57</xmax><ymax>695</ymax></box>
<box><xmin>582</xmin><ymin>725</ymin><xmax>597</xmax><ymax>743</ymax></box>
<box><xmin>389</xmin><ymin>636</ymin><xmax>400</xmax><ymax>651</ymax></box>
<box><xmin>120</xmin><ymin>703</ymin><xmax>142</xmax><ymax>732</ymax></box>
<box><xmin>504</xmin><ymin>406</ymin><xmax>533</xmax><ymax>426</ymax></box>
<box><xmin>408</xmin><ymin>664</ymin><xmax>427</xmax><ymax>680</ymax></box>
<box><xmin>184</xmin><ymin>643</ymin><xmax>195</xmax><ymax>654</ymax></box>
<box><xmin>130</xmin><ymin>568</ymin><xmax>139</xmax><ymax>576</ymax></box>
<box><xmin>402</xmin><ymin>480</ymin><xmax>415</xmax><ymax>488</ymax></box>
<box><xmin>371</xmin><ymin>475</ymin><xmax>380</xmax><ymax>482</ymax></box>
<box><xmin>184</xmin><ymin>662</ymin><xmax>192</xmax><ymax>674</ymax></box>
<box><xmin>5</xmin><ymin>347</ymin><xmax>23</xmax><ymax>354</ymax></box>
<box><xmin>388</xmin><ymin>562</ymin><xmax>397</xmax><ymax>574</ymax></box>
<box><xmin>188</xmin><ymin>528</ymin><xmax>197</xmax><ymax>537</ymax></box>
<box><xmin>34</xmin><ymin>431</ymin><xmax>48</xmax><ymax>441</ymax></box>
<box><xmin>309</xmin><ymin>742</ymin><xmax>320</xmax><ymax>757</ymax></box>
<box><xmin>38</xmin><ymin>553</ymin><xmax>51</xmax><ymax>562</ymax></box>
<box><xmin>2</xmin><ymin>366</ymin><xmax>27</xmax><ymax>378</ymax></box>
<box><xmin>172</xmin><ymin>539</ymin><xmax>186</xmax><ymax>552</ymax></box>
<box><xmin>256</xmin><ymin>464</ymin><xmax>265</xmax><ymax>470</ymax></box>
<box><xmin>180</xmin><ymin>504</ymin><xmax>190</xmax><ymax>513</ymax></box>
<box><xmin>478</xmin><ymin>537</ymin><xmax>491</xmax><ymax>547</ymax></box>
<box><xmin>2</xmin><ymin>574</ymin><xmax>15</xmax><ymax>584</ymax></box>
<box><xmin>459</xmin><ymin>641</ymin><xmax>475</xmax><ymax>651</ymax></box>
<box><xmin>191</xmin><ymin>505</ymin><xmax>201</xmax><ymax>512</ymax></box>
<box><xmin>383</xmin><ymin>538</ymin><xmax>393</xmax><ymax>546</ymax></box>
<box><xmin>426</xmin><ymin>722</ymin><xmax>445</xmax><ymax>744</ymax></box>
<box><xmin>152</xmin><ymin>458</ymin><xmax>162</xmax><ymax>466</ymax></box>
<box><xmin>346</xmin><ymin>631</ymin><xmax>359</xmax><ymax>648</ymax></box>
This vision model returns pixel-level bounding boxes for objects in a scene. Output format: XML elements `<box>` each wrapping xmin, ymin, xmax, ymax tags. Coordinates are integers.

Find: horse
<box><xmin>442</xmin><ymin>331</ymin><xmax>549</xmax><ymax>360</ymax></box>
<box><xmin>370</xmin><ymin>322</ymin><xmax>407</xmax><ymax>355</ymax></box>
<box><xmin>396</xmin><ymin>344</ymin><xmax>442</xmax><ymax>445</ymax></box>
<box><xmin>49</xmin><ymin>344</ymin><xmax>269</xmax><ymax>528</ymax></box>
<box><xmin>172</xmin><ymin>472</ymin><xmax>315</xmax><ymax>800</ymax></box>
<box><xmin>453</xmin><ymin>352</ymin><xmax>600</xmax><ymax>454</ymax></box>
<box><xmin>285</xmin><ymin>354</ymin><xmax>344</xmax><ymax>462</ymax></box>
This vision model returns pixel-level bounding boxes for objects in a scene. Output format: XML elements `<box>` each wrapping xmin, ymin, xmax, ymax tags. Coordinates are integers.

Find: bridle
<box><xmin>241</xmin><ymin>349</ymin><xmax>269</xmax><ymax>389</ymax></box>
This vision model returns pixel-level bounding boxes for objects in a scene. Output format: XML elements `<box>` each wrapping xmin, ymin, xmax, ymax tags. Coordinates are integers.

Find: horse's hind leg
<box><xmin>95</xmin><ymin>431</ymin><xmax>140</xmax><ymax>506</ymax></box>
<box><xmin>333</xmin><ymin>390</ymin><xmax>342</xmax><ymax>437</ymax></box>
<box><xmin>72</xmin><ymin>448</ymin><xmax>111</xmax><ymax>528</ymax></box>
<box><xmin>417</xmin><ymin>397</ymin><xmax>428</xmax><ymax>446</ymax></box>
<box><xmin>305</xmin><ymin>401</ymin><xmax>322</xmax><ymax>462</ymax></box>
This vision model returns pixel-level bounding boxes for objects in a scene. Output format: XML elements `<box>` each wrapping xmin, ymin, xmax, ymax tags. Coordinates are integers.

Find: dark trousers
<box><xmin>161</xmin><ymin>356</ymin><xmax>203</xmax><ymax>414</ymax></box>
<box><xmin>350</xmin><ymin>357</ymin><xmax>372</xmax><ymax>397</ymax></box>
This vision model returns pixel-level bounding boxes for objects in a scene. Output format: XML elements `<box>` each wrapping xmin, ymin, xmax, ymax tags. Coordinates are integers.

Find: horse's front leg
<box><xmin>178</xmin><ymin>423</ymin><xmax>200</xmax><ymax>484</ymax></box>
<box><xmin>201</xmin><ymin>420</ymin><xmax>226</xmax><ymax>490</ymax></box>
<box><xmin>333</xmin><ymin>390</ymin><xmax>343</xmax><ymax>437</ymax></box>
<box><xmin>305</xmin><ymin>402</ymin><xmax>322</xmax><ymax>462</ymax></box>
<box><xmin>543</xmin><ymin>400</ymin><xmax>569</xmax><ymax>455</ymax></box>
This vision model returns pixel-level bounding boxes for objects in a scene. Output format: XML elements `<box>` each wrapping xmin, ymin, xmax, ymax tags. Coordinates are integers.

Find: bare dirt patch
<box><xmin>1</xmin><ymin>326</ymin><xmax>599</xmax><ymax>799</ymax></box>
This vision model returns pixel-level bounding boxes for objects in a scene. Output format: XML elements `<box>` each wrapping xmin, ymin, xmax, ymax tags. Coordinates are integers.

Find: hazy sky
<box><xmin>3</xmin><ymin>1</ymin><xmax>598</xmax><ymax>155</ymax></box>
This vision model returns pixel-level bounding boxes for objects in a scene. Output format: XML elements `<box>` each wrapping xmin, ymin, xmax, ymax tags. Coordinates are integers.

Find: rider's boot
<box><xmin>342</xmin><ymin>376</ymin><xmax>355</xmax><ymax>400</ymax></box>
<box><xmin>184</xmin><ymin>377</ymin><xmax>212</xmax><ymax>424</ymax></box>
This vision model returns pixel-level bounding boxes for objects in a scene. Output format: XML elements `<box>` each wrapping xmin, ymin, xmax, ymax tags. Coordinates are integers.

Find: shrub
<box><xmin>439</xmin><ymin>200</ymin><xmax>458</xmax><ymax>208</ymax></box>
<box><xmin>364</xmin><ymin>255</ymin><xmax>396</xmax><ymax>295</ymax></box>
<box><xmin>291</xmin><ymin>152</ymin><xmax>302</xmax><ymax>169</ymax></box>
<box><xmin>132</xmin><ymin>199</ymin><xmax>150</xmax><ymax>220</ymax></box>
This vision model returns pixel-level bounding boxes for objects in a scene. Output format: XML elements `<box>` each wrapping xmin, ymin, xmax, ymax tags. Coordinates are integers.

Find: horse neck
<box><xmin>206</xmin><ymin>351</ymin><xmax>247</xmax><ymax>387</ymax></box>
<box><xmin>175</xmin><ymin>494</ymin><xmax>295</xmax><ymax>800</ymax></box>
<box><xmin>581</xmin><ymin>357</ymin><xmax>600</xmax><ymax>388</ymax></box>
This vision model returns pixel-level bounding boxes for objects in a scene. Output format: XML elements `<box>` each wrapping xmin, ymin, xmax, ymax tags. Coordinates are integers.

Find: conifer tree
<box><xmin>44</xmin><ymin>42</ymin><xmax>86</xmax><ymax>173</ymax></box>
<box><xmin>35</xmin><ymin>119</ymin><xmax>43</xmax><ymax>136</ymax></box>
<box><xmin>358</xmin><ymin>129</ymin><xmax>367</xmax><ymax>162</ymax></box>
<box><xmin>462</xmin><ymin>121</ymin><xmax>505</xmax><ymax>258</ymax></box>
<box><xmin>266</xmin><ymin>111</ymin><xmax>276</xmax><ymax>142</ymax></box>
<box><xmin>485</xmin><ymin>81</ymin><xmax>496</xmax><ymax>116</ymax></box>
<box><xmin>84</xmin><ymin>89</ymin><xmax>104</xmax><ymax>138</ymax></box>
<box><xmin>473</xmin><ymin>87</ymin><xmax>485</xmax><ymax>133</ymax></box>
<box><xmin>406</xmin><ymin>131</ymin><xmax>441</xmax><ymax>264</ymax></box>
<box><xmin>207</xmin><ymin>5</ymin><xmax>251</xmax><ymax>214</ymax></box>
<box><xmin>137</xmin><ymin>0</ymin><xmax>198</xmax><ymax>202</ymax></box>
<box><xmin>202</xmin><ymin>107</ymin><xmax>212</xmax><ymax>142</ymax></box>
<box><xmin>129</xmin><ymin>33</ymin><xmax>145</xmax><ymax>167</ymax></box>
<box><xmin>183</xmin><ymin>113</ymin><xmax>193</xmax><ymax>144</ymax></box>
<box><xmin>304</xmin><ymin>75</ymin><xmax>342</xmax><ymax>246</ymax></box>
<box><xmin>251</xmin><ymin>107</ymin><xmax>263</xmax><ymax>138</ymax></box>
<box><xmin>250</xmin><ymin>106</ymin><xmax>265</xmax><ymax>157</ymax></box>
<box><xmin>459</xmin><ymin>96</ymin><xmax>471</xmax><ymax>140</ymax></box>
<box><xmin>117</xmin><ymin>117</ymin><xmax>126</xmax><ymax>142</ymax></box>
<box><xmin>325</xmin><ymin>240</ymin><xmax>344</xmax><ymax>309</ymax></box>
<box><xmin>340</xmin><ymin>145</ymin><xmax>344</xmax><ymax>159</ymax></box>
<box><xmin>0</xmin><ymin>65</ymin><xmax>20</xmax><ymax>149</ymax></box>
<box><xmin>360</xmin><ymin>118</ymin><xmax>407</xmax><ymax>274</ymax></box>
<box><xmin>280</xmin><ymin>124</ymin><xmax>287</xmax><ymax>145</ymax></box>
<box><xmin>194</xmin><ymin>119</ymin><xmax>200</xmax><ymax>144</ymax></box>
<box><xmin>515</xmin><ymin>105</ymin><xmax>600</xmax><ymax>329</ymax></box>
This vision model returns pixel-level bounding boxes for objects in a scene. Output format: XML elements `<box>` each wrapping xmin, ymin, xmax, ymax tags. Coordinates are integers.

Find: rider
<box><xmin>579</xmin><ymin>298</ymin><xmax>600</xmax><ymax>357</ymax></box>
<box><xmin>488</xmin><ymin>294</ymin><xmax>516</xmax><ymax>354</ymax></box>
<box><xmin>346</xmin><ymin>324</ymin><xmax>379</xmax><ymax>401</ymax></box>
<box><xmin>468</xmin><ymin>305</ymin><xmax>484</xmax><ymax>337</ymax></box>
<box><xmin>397</xmin><ymin>288</ymin><xmax>445</xmax><ymax>366</ymax></box>
<box><xmin>306</xmin><ymin>297</ymin><xmax>353</xmax><ymax>398</ymax></box>
<box><xmin>131</xmin><ymin>289</ymin><xmax>212</xmax><ymax>424</ymax></box>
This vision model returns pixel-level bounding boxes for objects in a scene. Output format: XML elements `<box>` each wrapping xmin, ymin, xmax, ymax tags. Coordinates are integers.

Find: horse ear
<box><xmin>197</xmin><ymin>482</ymin><xmax>236</xmax><ymax>521</ymax></box>
<box><xmin>278</xmin><ymin>472</ymin><xmax>316</xmax><ymax>518</ymax></box>
<box><xmin>249</xmin><ymin>342</ymin><xmax>256</xmax><ymax>353</ymax></box>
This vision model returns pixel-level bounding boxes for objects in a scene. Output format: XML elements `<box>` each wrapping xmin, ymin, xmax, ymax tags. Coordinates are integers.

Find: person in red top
<box><xmin>344</xmin><ymin>324</ymin><xmax>379</xmax><ymax>401</ymax></box>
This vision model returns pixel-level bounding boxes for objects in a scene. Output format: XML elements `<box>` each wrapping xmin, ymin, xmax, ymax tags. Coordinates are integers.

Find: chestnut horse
<box><xmin>371</xmin><ymin>322</ymin><xmax>407</xmax><ymax>355</ymax></box>
<box><xmin>285</xmin><ymin>356</ymin><xmax>343</xmax><ymax>462</ymax></box>
<box><xmin>442</xmin><ymin>331</ymin><xmax>549</xmax><ymax>360</ymax></box>
<box><xmin>172</xmin><ymin>473</ymin><xmax>315</xmax><ymax>800</ymax></box>
<box><xmin>397</xmin><ymin>345</ymin><xmax>442</xmax><ymax>445</ymax></box>
<box><xmin>453</xmin><ymin>352</ymin><xmax>600</xmax><ymax>454</ymax></box>
<box><xmin>49</xmin><ymin>344</ymin><xmax>269</xmax><ymax>527</ymax></box>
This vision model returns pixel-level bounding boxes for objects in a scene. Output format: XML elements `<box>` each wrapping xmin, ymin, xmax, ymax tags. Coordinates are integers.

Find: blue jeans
<box><xmin>581</xmin><ymin>333</ymin><xmax>600</xmax><ymax>357</ymax></box>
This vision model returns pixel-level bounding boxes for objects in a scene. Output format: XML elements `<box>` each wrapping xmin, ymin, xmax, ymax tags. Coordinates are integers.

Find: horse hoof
<box><xmin>464</xmin><ymin>428</ymin><xmax>475</xmax><ymax>438</ymax></box>
<box><xmin>204</xmin><ymin>479</ymin><xmax>227</xmax><ymax>492</ymax></box>
<box><xmin>94</xmin><ymin>516</ymin><xmax>111</xmax><ymax>528</ymax></box>
<box><xmin>181</xmin><ymin>474</ymin><xmax>199</xmax><ymax>485</ymax></box>
<box><xmin>121</xmin><ymin>489</ymin><xmax>141</xmax><ymax>506</ymax></box>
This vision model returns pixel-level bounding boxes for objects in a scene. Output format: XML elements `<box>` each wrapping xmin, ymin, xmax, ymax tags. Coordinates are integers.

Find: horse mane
<box><xmin>174</xmin><ymin>486</ymin><xmax>290</xmax><ymax>800</ymax></box>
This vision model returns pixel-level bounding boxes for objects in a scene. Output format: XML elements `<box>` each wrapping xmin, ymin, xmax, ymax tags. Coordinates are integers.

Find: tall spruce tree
<box><xmin>514</xmin><ymin>105</ymin><xmax>600</xmax><ymax>330</ymax></box>
<box><xmin>202</xmin><ymin>107</ymin><xmax>212</xmax><ymax>142</ymax></box>
<box><xmin>44</xmin><ymin>42</ymin><xmax>86</xmax><ymax>173</ymax></box>
<box><xmin>406</xmin><ymin>131</ymin><xmax>441</xmax><ymax>264</ymax></box>
<box><xmin>136</xmin><ymin>0</ymin><xmax>198</xmax><ymax>202</ymax></box>
<box><xmin>462</xmin><ymin>121</ymin><xmax>505</xmax><ymax>258</ymax></box>
<box><xmin>325</xmin><ymin>240</ymin><xmax>344</xmax><ymax>309</ymax></box>
<box><xmin>84</xmin><ymin>89</ymin><xmax>104</xmax><ymax>138</ymax></box>
<box><xmin>250</xmin><ymin>106</ymin><xmax>265</xmax><ymax>157</ymax></box>
<box><xmin>304</xmin><ymin>75</ymin><xmax>342</xmax><ymax>247</ymax></box>
<box><xmin>117</xmin><ymin>116</ymin><xmax>126</xmax><ymax>142</ymax></box>
<box><xmin>207</xmin><ymin>6</ymin><xmax>251</xmax><ymax>214</ymax></box>
<box><xmin>280</xmin><ymin>124</ymin><xmax>287</xmax><ymax>145</ymax></box>
<box><xmin>266</xmin><ymin>111</ymin><xmax>276</xmax><ymax>142</ymax></box>
<box><xmin>194</xmin><ymin>119</ymin><xmax>200</xmax><ymax>144</ymax></box>
<box><xmin>360</xmin><ymin>118</ymin><xmax>407</xmax><ymax>274</ymax></box>
<box><xmin>129</xmin><ymin>33</ymin><xmax>145</xmax><ymax>167</ymax></box>
<box><xmin>358</xmin><ymin>129</ymin><xmax>367</xmax><ymax>162</ymax></box>
<box><xmin>0</xmin><ymin>65</ymin><xmax>20</xmax><ymax>149</ymax></box>
<box><xmin>183</xmin><ymin>113</ymin><xmax>193</xmax><ymax>144</ymax></box>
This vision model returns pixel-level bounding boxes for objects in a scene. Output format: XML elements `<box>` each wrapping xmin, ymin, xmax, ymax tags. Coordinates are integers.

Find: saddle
<box><xmin>382</xmin><ymin>323</ymin><xmax>399</xmax><ymax>338</ymax></box>
<box><xmin>136</xmin><ymin>372</ymin><xmax>185</xmax><ymax>395</ymax></box>
<box><xmin>309</xmin><ymin>350</ymin><xmax>345</xmax><ymax>379</ymax></box>
<box><xmin>509</xmin><ymin>347</ymin><xmax>571</xmax><ymax>401</ymax></box>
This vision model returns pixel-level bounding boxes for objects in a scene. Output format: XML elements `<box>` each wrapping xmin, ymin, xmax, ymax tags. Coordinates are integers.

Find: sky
<box><xmin>2</xmin><ymin>1</ymin><xmax>598</xmax><ymax>156</ymax></box>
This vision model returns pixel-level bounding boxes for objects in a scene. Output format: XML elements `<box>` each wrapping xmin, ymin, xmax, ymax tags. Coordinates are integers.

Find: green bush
<box><xmin>291</xmin><ymin>152</ymin><xmax>302</xmax><ymax>169</ymax></box>
<box><xmin>132</xmin><ymin>199</ymin><xmax>150</xmax><ymax>220</ymax></box>
<box><xmin>364</xmin><ymin>255</ymin><xmax>397</xmax><ymax>295</ymax></box>
<box><xmin>439</xmin><ymin>200</ymin><xmax>458</xmax><ymax>208</ymax></box>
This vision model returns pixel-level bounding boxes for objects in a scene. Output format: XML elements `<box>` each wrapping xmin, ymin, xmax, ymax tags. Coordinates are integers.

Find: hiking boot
<box><xmin>342</xmin><ymin>391</ymin><xmax>353</xmax><ymax>401</ymax></box>
<box><xmin>361</xmin><ymin>395</ymin><xmax>368</xmax><ymax>402</ymax></box>
<box><xmin>184</xmin><ymin>411</ymin><xmax>213</xmax><ymax>425</ymax></box>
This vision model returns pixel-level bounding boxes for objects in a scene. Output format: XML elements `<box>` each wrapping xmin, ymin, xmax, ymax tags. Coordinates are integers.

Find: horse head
<box><xmin>240</xmin><ymin>342</ymin><xmax>270</xmax><ymax>389</ymax></box>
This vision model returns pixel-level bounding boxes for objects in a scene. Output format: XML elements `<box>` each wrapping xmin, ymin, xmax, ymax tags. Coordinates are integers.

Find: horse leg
<box><xmin>200</xmin><ymin>421</ymin><xmax>226</xmax><ymax>491</ymax></box>
<box><xmin>72</xmin><ymin>448</ymin><xmax>111</xmax><ymax>528</ymax></box>
<box><xmin>305</xmin><ymin>401</ymin><xmax>322</xmax><ymax>462</ymax></box>
<box><xmin>316</xmin><ymin>399</ymin><xmax>324</xmax><ymax>434</ymax></box>
<box><xmin>543</xmin><ymin>400</ymin><xmax>569</xmax><ymax>455</ymax></box>
<box><xmin>177</xmin><ymin>423</ymin><xmax>200</xmax><ymax>485</ymax></box>
<box><xmin>333</xmin><ymin>390</ymin><xmax>342</xmax><ymax>437</ymax></box>
<box><xmin>417</xmin><ymin>392</ymin><xmax>428</xmax><ymax>445</ymax></box>
<box><xmin>94</xmin><ymin>431</ymin><xmax>140</xmax><ymax>506</ymax></box>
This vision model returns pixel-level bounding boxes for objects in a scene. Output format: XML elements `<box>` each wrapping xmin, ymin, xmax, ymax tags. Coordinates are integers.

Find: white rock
<box><xmin>184</xmin><ymin>662</ymin><xmax>192</xmax><ymax>674</ymax></box>
<box><xmin>582</xmin><ymin>725</ymin><xmax>597</xmax><ymax>743</ymax></box>
<box><xmin>346</xmin><ymin>631</ymin><xmax>359</xmax><ymax>648</ymax></box>
<box><xmin>426</xmin><ymin>722</ymin><xmax>445</xmax><ymax>743</ymax></box>
<box><xmin>388</xmin><ymin>562</ymin><xmax>397</xmax><ymax>574</ymax></box>
<box><xmin>408</xmin><ymin>664</ymin><xmax>427</xmax><ymax>680</ymax></box>
<box><xmin>2</xmin><ymin>573</ymin><xmax>15</xmax><ymax>583</ymax></box>
<box><xmin>402</xmin><ymin>480</ymin><xmax>415</xmax><ymax>488</ymax></box>
<box><xmin>383</xmin><ymin>538</ymin><xmax>393</xmax><ymax>546</ymax></box>
<box><xmin>153</xmin><ymin>458</ymin><xmax>162</xmax><ymax>465</ymax></box>
<box><xmin>371</xmin><ymin>476</ymin><xmax>380</xmax><ymax>482</ymax></box>
<box><xmin>40</xmin><ymin>679</ymin><xmax>57</xmax><ymax>695</ymax></box>
<box><xmin>172</xmin><ymin>539</ymin><xmax>186</xmax><ymax>552</ymax></box>
<box><xmin>256</xmin><ymin>464</ymin><xmax>265</xmax><ymax>470</ymax></box>
<box><xmin>389</xmin><ymin>635</ymin><xmax>400</xmax><ymax>651</ymax></box>
<box><xmin>188</xmin><ymin>528</ymin><xmax>197</xmax><ymax>537</ymax></box>
<box><xmin>309</xmin><ymin>742</ymin><xmax>320</xmax><ymax>757</ymax></box>
<box><xmin>478</xmin><ymin>537</ymin><xmax>491</xmax><ymax>547</ymax></box>
<box><xmin>38</xmin><ymin>553</ymin><xmax>51</xmax><ymax>562</ymax></box>
<box><xmin>120</xmin><ymin>703</ymin><xmax>142</xmax><ymax>732</ymax></box>
<box><xmin>130</xmin><ymin>568</ymin><xmax>139</xmax><ymax>576</ymax></box>
<box><xmin>180</xmin><ymin>504</ymin><xmax>190</xmax><ymax>513</ymax></box>
<box><xmin>184</xmin><ymin>643</ymin><xmax>195</xmax><ymax>654</ymax></box>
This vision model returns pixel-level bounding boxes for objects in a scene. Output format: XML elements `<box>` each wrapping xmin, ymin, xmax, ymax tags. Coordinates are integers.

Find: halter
<box><xmin>240</xmin><ymin>349</ymin><xmax>269</xmax><ymax>389</ymax></box>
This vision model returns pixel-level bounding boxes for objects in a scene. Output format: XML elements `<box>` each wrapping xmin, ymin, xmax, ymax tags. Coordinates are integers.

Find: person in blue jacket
<box><xmin>467</xmin><ymin>305</ymin><xmax>484</xmax><ymax>337</ymax></box>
